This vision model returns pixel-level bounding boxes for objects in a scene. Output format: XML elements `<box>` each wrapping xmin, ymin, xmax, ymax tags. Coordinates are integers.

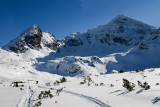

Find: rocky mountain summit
<box><xmin>3</xmin><ymin>25</ymin><xmax>59</xmax><ymax>53</ymax></box>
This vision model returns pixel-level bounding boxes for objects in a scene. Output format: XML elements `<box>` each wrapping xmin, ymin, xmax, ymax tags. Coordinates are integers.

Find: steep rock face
<box><xmin>3</xmin><ymin>25</ymin><xmax>59</xmax><ymax>53</ymax></box>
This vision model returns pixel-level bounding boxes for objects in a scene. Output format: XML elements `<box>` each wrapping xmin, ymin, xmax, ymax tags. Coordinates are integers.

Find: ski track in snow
<box><xmin>63</xmin><ymin>90</ymin><xmax>111</xmax><ymax>107</ymax></box>
<box><xmin>17</xmin><ymin>86</ymin><xmax>34</xmax><ymax>107</ymax></box>
<box><xmin>38</xmin><ymin>86</ymin><xmax>111</xmax><ymax>107</ymax></box>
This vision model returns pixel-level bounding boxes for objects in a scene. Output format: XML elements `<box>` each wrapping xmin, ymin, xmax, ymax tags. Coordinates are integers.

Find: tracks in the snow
<box><xmin>17</xmin><ymin>86</ymin><xmax>34</xmax><ymax>107</ymax></box>
<box><xmin>38</xmin><ymin>85</ymin><xmax>111</xmax><ymax>107</ymax></box>
<box><xmin>17</xmin><ymin>85</ymin><xmax>111</xmax><ymax>107</ymax></box>
<box><xmin>63</xmin><ymin>90</ymin><xmax>111</xmax><ymax>107</ymax></box>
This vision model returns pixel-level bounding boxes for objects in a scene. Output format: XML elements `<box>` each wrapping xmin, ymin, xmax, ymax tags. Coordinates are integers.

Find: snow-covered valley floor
<box><xmin>1</xmin><ymin>68</ymin><xmax>160</xmax><ymax>107</ymax></box>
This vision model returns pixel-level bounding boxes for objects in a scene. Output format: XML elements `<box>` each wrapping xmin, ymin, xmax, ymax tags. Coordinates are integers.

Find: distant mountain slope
<box><xmin>63</xmin><ymin>15</ymin><xmax>157</xmax><ymax>48</ymax></box>
<box><xmin>1</xmin><ymin>14</ymin><xmax>160</xmax><ymax>75</ymax></box>
<box><xmin>107</xmin><ymin>28</ymin><xmax>160</xmax><ymax>72</ymax></box>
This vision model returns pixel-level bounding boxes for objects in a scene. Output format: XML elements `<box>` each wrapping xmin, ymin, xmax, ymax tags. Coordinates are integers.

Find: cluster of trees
<box><xmin>123</xmin><ymin>79</ymin><xmax>150</xmax><ymax>91</ymax></box>
<box><xmin>54</xmin><ymin>77</ymin><xmax>67</xmax><ymax>85</ymax></box>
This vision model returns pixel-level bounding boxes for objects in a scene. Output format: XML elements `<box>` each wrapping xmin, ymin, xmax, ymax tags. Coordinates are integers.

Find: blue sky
<box><xmin>0</xmin><ymin>0</ymin><xmax>160</xmax><ymax>46</ymax></box>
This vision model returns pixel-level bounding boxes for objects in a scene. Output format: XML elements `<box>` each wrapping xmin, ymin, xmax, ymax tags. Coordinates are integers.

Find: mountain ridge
<box><xmin>1</xmin><ymin>14</ymin><xmax>160</xmax><ymax>75</ymax></box>
<box><xmin>3</xmin><ymin>14</ymin><xmax>159</xmax><ymax>54</ymax></box>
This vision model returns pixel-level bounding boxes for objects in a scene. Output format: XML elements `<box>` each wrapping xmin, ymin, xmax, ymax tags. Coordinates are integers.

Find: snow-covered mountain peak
<box><xmin>3</xmin><ymin>25</ymin><xmax>59</xmax><ymax>53</ymax></box>
<box><xmin>114</xmin><ymin>14</ymin><xmax>130</xmax><ymax>19</ymax></box>
<box><xmin>32</xmin><ymin>24</ymin><xmax>39</xmax><ymax>28</ymax></box>
<box><xmin>19</xmin><ymin>24</ymin><xmax>41</xmax><ymax>38</ymax></box>
<box><xmin>64</xmin><ymin>15</ymin><xmax>158</xmax><ymax>49</ymax></box>
<box><xmin>3</xmin><ymin>25</ymin><xmax>43</xmax><ymax>53</ymax></box>
<box><xmin>107</xmin><ymin>14</ymin><xmax>156</xmax><ymax>35</ymax></box>
<box><xmin>108</xmin><ymin>14</ymin><xmax>152</xmax><ymax>26</ymax></box>
<box><xmin>87</xmin><ymin>14</ymin><xmax>156</xmax><ymax>36</ymax></box>
<box><xmin>110</xmin><ymin>14</ymin><xmax>138</xmax><ymax>23</ymax></box>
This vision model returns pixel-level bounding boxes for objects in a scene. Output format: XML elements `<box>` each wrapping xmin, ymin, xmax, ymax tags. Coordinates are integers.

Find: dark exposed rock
<box><xmin>117</xmin><ymin>26</ymin><xmax>124</xmax><ymax>33</ymax></box>
<box><xmin>9</xmin><ymin>40</ymin><xmax>28</xmax><ymax>53</ymax></box>
<box><xmin>25</xmin><ymin>33</ymin><xmax>42</xmax><ymax>50</ymax></box>
<box><xmin>136</xmin><ymin>29</ymin><xmax>146</xmax><ymax>34</ymax></box>
<box><xmin>152</xmin><ymin>36</ymin><xmax>159</xmax><ymax>40</ymax></box>
<box><xmin>113</xmin><ymin>37</ymin><xmax>130</xmax><ymax>45</ymax></box>
<box><xmin>65</xmin><ymin>39</ymin><xmax>83</xmax><ymax>46</ymax></box>
<box><xmin>21</xmin><ymin>25</ymin><xmax>43</xmax><ymax>50</ymax></box>
<box><xmin>139</xmin><ymin>43</ymin><xmax>148</xmax><ymax>50</ymax></box>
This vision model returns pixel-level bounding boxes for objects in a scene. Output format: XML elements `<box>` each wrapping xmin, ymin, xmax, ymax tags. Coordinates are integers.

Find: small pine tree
<box><xmin>100</xmin><ymin>82</ymin><xmax>104</xmax><ymax>86</ymax></box>
<box><xmin>110</xmin><ymin>84</ymin><xmax>114</xmax><ymax>87</ymax></box>
<box><xmin>138</xmin><ymin>81</ymin><xmax>142</xmax><ymax>87</ymax></box>
<box><xmin>34</xmin><ymin>101</ymin><xmax>42</xmax><ymax>107</ymax></box>
<box><xmin>145</xmin><ymin>85</ymin><xmax>150</xmax><ymax>90</ymax></box>
<box><xmin>137</xmin><ymin>81</ymin><xmax>150</xmax><ymax>90</ymax></box>
<box><xmin>60</xmin><ymin>77</ymin><xmax>67</xmax><ymax>83</ymax></box>
<box><xmin>119</xmin><ymin>70</ymin><xmax>124</xmax><ymax>73</ymax></box>
<box><xmin>123</xmin><ymin>79</ymin><xmax>135</xmax><ymax>91</ymax></box>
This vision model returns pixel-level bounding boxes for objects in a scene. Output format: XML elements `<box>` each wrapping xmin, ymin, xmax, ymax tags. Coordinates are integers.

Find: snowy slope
<box><xmin>0</xmin><ymin>14</ymin><xmax>160</xmax><ymax>107</ymax></box>
<box><xmin>0</xmin><ymin>66</ymin><xmax>160</xmax><ymax>107</ymax></box>
<box><xmin>106</xmin><ymin>27</ymin><xmax>160</xmax><ymax>72</ymax></box>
